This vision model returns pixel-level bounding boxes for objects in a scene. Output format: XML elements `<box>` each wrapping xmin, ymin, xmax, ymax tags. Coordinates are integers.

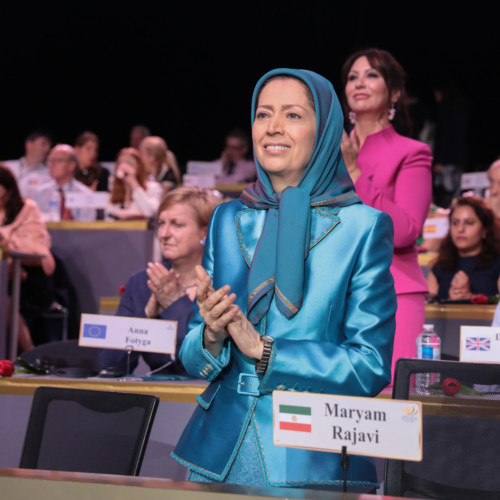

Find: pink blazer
<box><xmin>354</xmin><ymin>125</ymin><xmax>433</xmax><ymax>295</ymax></box>
<box><xmin>0</xmin><ymin>197</ymin><xmax>55</xmax><ymax>275</ymax></box>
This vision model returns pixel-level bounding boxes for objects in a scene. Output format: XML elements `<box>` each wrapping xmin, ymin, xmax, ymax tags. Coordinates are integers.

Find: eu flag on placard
<box><xmin>465</xmin><ymin>337</ymin><xmax>491</xmax><ymax>351</ymax></box>
<box><xmin>83</xmin><ymin>323</ymin><xmax>107</xmax><ymax>339</ymax></box>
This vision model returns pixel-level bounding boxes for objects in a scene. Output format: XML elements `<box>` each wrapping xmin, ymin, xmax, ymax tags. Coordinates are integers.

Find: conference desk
<box><xmin>0</xmin><ymin>375</ymin><xmax>206</xmax><ymax>480</ymax></box>
<box><xmin>0</xmin><ymin>468</ymin><xmax>407</xmax><ymax>500</ymax></box>
<box><xmin>0</xmin><ymin>374</ymin><xmax>392</xmax><ymax>485</ymax></box>
<box><xmin>46</xmin><ymin>220</ymin><xmax>155</xmax><ymax>336</ymax></box>
<box><xmin>425</xmin><ymin>303</ymin><xmax>496</xmax><ymax>358</ymax></box>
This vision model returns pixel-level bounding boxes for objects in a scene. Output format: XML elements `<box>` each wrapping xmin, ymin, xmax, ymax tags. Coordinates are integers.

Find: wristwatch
<box><xmin>255</xmin><ymin>335</ymin><xmax>274</xmax><ymax>374</ymax></box>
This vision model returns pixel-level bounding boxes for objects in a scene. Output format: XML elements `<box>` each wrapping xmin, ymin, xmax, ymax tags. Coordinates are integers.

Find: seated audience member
<box><xmin>485</xmin><ymin>158</ymin><xmax>500</xmax><ymax>220</ymax></box>
<box><xmin>129</xmin><ymin>124</ymin><xmax>151</xmax><ymax>150</ymax></box>
<box><xmin>98</xmin><ymin>186</ymin><xmax>220</xmax><ymax>375</ymax></box>
<box><xmin>73</xmin><ymin>131</ymin><xmax>110</xmax><ymax>192</ymax></box>
<box><xmin>427</xmin><ymin>196</ymin><xmax>500</xmax><ymax>301</ymax></box>
<box><xmin>139</xmin><ymin>135</ymin><xmax>181</xmax><ymax>194</ymax></box>
<box><xmin>4</xmin><ymin>131</ymin><xmax>53</xmax><ymax>198</ymax></box>
<box><xmin>31</xmin><ymin>144</ymin><xmax>97</xmax><ymax>221</ymax></box>
<box><xmin>213</xmin><ymin>128</ymin><xmax>257</xmax><ymax>185</ymax></box>
<box><xmin>105</xmin><ymin>147</ymin><xmax>162</xmax><ymax>220</ymax></box>
<box><xmin>0</xmin><ymin>164</ymin><xmax>56</xmax><ymax>351</ymax></box>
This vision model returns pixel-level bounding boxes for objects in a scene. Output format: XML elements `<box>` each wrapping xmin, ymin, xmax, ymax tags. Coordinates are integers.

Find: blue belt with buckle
<box><xmin>237</xmin><ymin>373</ymin><xmax>260</xmax><ymax>396</ymax></box>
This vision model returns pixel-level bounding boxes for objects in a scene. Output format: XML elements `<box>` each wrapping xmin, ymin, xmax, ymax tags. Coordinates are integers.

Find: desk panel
<box><xmin>47</xmin><ymin>221</ymin><xmax>155</xmax><ymax>335</ymax></box>
<box><xmin>425</xmin><ymin>304</ymin><xmax>495</xmax><ymax>358</ymax></box>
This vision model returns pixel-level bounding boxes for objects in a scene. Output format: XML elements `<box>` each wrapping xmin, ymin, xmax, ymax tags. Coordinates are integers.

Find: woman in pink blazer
<box><xmin>341</xmin><ymin>48</ymin><xmax>433</xmax><ymax>383</ymax></box>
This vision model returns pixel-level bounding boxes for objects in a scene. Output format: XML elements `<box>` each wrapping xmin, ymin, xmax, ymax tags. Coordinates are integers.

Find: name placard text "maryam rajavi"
<box><xmin>273</xmin><ymin>390</ymin><xmax>422</xmax><ymax>461</ymax></box>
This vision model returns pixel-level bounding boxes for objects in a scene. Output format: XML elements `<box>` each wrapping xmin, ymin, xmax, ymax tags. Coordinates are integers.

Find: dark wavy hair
<box><xmin>0</xmin><ymin>164</ymin><xmax>25</xmax><ymax>225</ymax></box>
<box><xmin>433</xmin><ymin>196</ymin><xmax>499</xmax><ymax>271</ymax></box>
<box><xmin>341</xmin><ymin>47</ymin><xmax>412</xmax><ymax>137</ymax></box>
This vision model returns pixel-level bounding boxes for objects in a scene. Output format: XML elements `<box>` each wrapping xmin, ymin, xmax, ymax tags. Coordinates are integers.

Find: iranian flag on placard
<box><xmin>279</xmin><ymin>404</ymin><xmax>312</xmax><ymax>432</ymax></box>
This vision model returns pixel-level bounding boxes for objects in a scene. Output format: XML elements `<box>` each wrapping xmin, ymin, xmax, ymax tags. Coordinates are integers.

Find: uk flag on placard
<box><xmin>465</xmin><ymin>337</ymin><xmax>491</xmax><ymax>351</ymax></box>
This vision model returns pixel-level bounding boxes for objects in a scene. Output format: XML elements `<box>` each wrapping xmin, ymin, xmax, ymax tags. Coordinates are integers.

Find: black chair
<box><xmin>19</xmin><ymin>386</ymin><xmax>159</xmax><ymax>475</ymax></box>
<box><xmin>385</xmin><ymin>358</ymin><xmax>500</xmax><ymax>499</ymax></box>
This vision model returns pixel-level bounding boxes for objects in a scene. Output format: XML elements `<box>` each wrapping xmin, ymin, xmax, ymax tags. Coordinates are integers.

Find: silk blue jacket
<box><xmin>172</xmin><ymin>199</ymin><xmax>396</xmax><ymax>487</ymax></box>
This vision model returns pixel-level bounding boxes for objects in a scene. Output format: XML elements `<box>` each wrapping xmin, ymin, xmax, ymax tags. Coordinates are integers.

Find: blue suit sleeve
<box><xmin>178</xmin><ymin>205</ymin><xmax>232</xmax><ymax>380</ymax></box>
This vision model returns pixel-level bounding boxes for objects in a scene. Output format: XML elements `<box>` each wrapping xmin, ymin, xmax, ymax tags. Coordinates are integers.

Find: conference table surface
<box><xmin>0</xmin><ymin>467</ymin><xmax>407</xmax><ymax>500</ymax></box>
<box><xmin>0</xmin><ymin>374</ymin><xmax>392</xmax><ymax>482</ymax></box>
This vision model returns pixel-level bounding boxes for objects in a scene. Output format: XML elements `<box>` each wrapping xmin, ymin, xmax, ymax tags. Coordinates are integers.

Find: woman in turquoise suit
<box><xmin>171</xmin><ymin>68</ymin><xmax>397</xmax><ymax>490</ymax></box>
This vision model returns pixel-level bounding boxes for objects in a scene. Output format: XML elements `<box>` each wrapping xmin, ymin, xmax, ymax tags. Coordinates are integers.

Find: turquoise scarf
<box><xmin>240</xmin><ymin>68</ymin><xmax>361</xmax><ymax>325</ymax></box>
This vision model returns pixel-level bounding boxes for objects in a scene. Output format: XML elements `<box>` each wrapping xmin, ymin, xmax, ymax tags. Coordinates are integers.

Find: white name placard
<box><xmin>66</xmin><ymin>192</ymin><xmax>109</xmax><ymax>208</ymax></box>
<box><xmin>422</xmin><ymin>216</ymin><xmax>449</xmax><ymax>239</ymax></box>
<box><xmin>182</xmin><ymin>173</ymin><xmax>216</xmax><ymax>188</ymax></box>
<box><xmin>186</xmin><ymin>160</ymin><xmax>223</xmax><ymax>175</ymax></box>
<box><xmin>273</xmin><ymin>391</ymin><xmax>422</xmax><ymax>461</ymax></box>
<box><xmin>78</xmin><ymin>313</ymin><xmax>177</xmax><ymax>354</ymax></box>
<box><xmin>460</xmin><ymin>326</ymin><xmax>500</xmax><ymax>363</ymax></box>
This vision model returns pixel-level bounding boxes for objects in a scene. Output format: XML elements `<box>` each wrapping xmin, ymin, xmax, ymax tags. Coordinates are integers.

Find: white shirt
<box><xmin>3</xmin><ymin>157</ymin><xmax>52</xmax><ymax>198</ymax></box>
<box><xmin>31</xmin><ymin>178</ymin><xmax>97</xmax><ymax>222</ymax></box>
<box><xmin>105</xmin><ymin>180</ymin><xmax>163</xmax><ymax>220</ymax></box>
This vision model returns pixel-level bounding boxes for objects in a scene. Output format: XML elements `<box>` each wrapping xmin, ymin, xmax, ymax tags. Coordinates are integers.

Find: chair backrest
<box><xmin>385</xmin><ymin>358</ymin><xmax>500</xmax><ymax>499</ymax></box>
<box><xmin>19</xmin><ymin>386</ymin><xmax>159</xmax><ymax>476</ymax></box>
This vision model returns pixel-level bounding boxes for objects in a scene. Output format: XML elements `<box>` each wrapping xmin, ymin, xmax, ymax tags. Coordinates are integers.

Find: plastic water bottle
<box><xmin>415</xmin><ymin>324</ymin><xmax>441</xmax><ymax>395</ymax></box>
<box><xmin>48</xmin><ymin>190</ymin><xmax>61</xmax><ymax>222</ymax></box>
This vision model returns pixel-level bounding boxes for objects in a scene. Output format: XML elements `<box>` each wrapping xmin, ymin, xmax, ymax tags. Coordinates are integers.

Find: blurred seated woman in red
<box><xmin>0</xmin><ymin>164</ymin><xmax>56</xmax><ymax>351</ymax></box>
<box><xmin>105</xmin><ymin>147</ymin><xmax>163</xmax><ymax>220</ymax></box>
<box><xmin>98</xmin><ymin>186</ymin><xmax>220</xmax><ymax>375</ymax></box>
<box><xmin>427</xmin><ymin>196</ymin><xmax>500</xmax><ymax>301</ymax></box>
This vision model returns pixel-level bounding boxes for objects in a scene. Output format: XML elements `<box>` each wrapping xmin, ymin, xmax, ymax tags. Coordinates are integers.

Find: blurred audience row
<box><xmin>1</xmin><ymin>125</ymin><xmax>257</xmax><ymax>223</ymax></box>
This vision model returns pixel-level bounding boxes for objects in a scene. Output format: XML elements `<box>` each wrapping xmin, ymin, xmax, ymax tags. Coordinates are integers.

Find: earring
<box><xmin>348</xmin><ymin>111</ymin><xmax>356</xmax><ymax>125</ymax></box>
<box><xmin>200</xmin><ymin>238</ymin><xmax>206</xmax><ymax>247</ymax></box>
<box><xmin>388</xmin><ymin>103</ymin><xmax>396</xmax><ymax>121</ymax></box>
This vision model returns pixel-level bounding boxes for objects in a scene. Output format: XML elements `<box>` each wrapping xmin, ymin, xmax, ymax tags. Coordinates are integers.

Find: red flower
<box><xmin>119</xmin><ymin>285</ymin><xmax>125</xmax><ymax>296</ymax></box>
<box><xmin>471</xmin><ymin>294</ymin><xmax>488</xmax><ymax>304</ymax></box>
<box><xmin>0</xmin><ymin>360</ymin><xmax>15</xmax><ymax>377</ymax></box>
<box><xmin>442</xmin><ymin>378</ymin><xmax>461</xmax><ymax>395</ymax></box>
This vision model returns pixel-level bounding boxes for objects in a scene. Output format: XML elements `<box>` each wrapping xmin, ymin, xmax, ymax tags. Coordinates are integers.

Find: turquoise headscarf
<box><xmin>240</xmin><ymin>68</ymin><xmax>361</xmax><ymax>326</ymax></box>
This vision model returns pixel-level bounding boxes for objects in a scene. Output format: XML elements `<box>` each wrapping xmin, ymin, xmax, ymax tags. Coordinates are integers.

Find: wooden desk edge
<box><xmin>0</xmin><ymin>377</ymin><xmax>206</xmax><ymax>403</ymax></box>
<box><xmin>46</xmin><ymin>220</ymin><xmax>152</xmax><ymax>231</ymax></box>
<box><xmin>425</xmin><ymin>303</ymin><xmax>496</xmax><ymax>320</ymax></box>
<box><xmin>0</xmin><ymin>467</ymin><xmax>393</xmax><ymax>499</ymax></box>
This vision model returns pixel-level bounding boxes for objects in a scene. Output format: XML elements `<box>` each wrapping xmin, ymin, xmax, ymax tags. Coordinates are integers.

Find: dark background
<box><xmin>0</xmin><ymin>1</ymin><xmax>498</xmax><ymax>173</ymax></box>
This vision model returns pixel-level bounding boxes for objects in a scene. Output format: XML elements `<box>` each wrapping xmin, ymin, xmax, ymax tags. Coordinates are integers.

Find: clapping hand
<box><xmin>195</xmin><ymin>265</ymin><xmax>235</xmax><ymax>356</ymax></box>
<box><xmin>195</xmin><ymin>265</ymin><xmax>263</xmax><ymax>360</ymax></box>
<box><xmin>144</xmin><ymin>262</ymin><xmax>184</xmax><ymax>317</ymax></box>
<box><xmin>448</xmin><ymin>270</ymin><xmax>472</xmax><ymax>300</ymax></box>
<box><xmin>341</xmin><ymin>129</ymin><xmax>361</xmax><ymax>183</ymax></box>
